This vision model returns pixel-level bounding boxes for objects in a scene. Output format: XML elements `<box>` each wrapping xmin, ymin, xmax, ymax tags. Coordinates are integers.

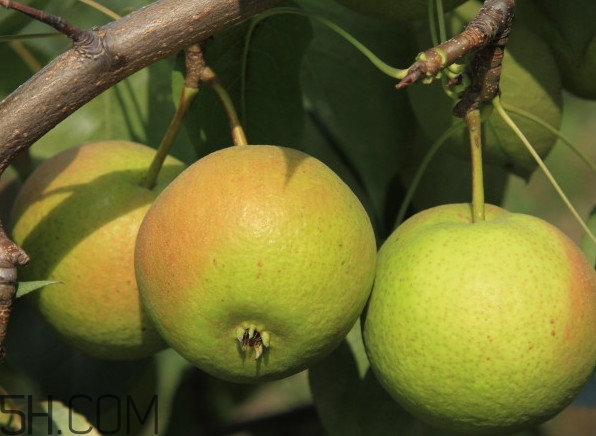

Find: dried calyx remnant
<box><xmin>236</xmin><ymin>325</ymin><xmax>270</xmax><ymax>360</ymax></box>
<box><xmin>397</xmin><ymin>0</ymin><xmax>515</xmax><ymax>118</ymax></box>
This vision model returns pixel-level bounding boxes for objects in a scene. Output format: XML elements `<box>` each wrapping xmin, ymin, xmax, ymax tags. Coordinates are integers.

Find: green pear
<box><xmin>363</xmin><ymin>203</ymin><xmax>596</xmax><ymax>435</ymax></box>
<box><xmin>134</xmin><ymin>145</ymin><xmax>377</xmax><ymax>383</ymax></box>
<box><xmin>9</xmin><ymin>140</ymin><xmax>186</xmax><ymax>360</ymax></box>
<box><xmin>333</xmin><ymin>0</ymin><xmax>467</xmax><ymax>22</ymax></box>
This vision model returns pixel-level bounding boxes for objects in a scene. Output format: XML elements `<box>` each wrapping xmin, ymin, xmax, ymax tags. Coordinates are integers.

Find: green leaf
<box><xmin>182</xmin><ymin>2</ymin><xmax>313</xmax><ymax>158</ymax></box>
<box><xmin>4</xmin><ymin>301</ymin><xmax>156</xmax><ymax>409</ymax></box>
<box><xmin>297</xmin><ymin>0</ymin><xmax>418</xmax><ymax>235</ymax></box>
<box><xmin>15</xmin><ymin>280</ymin><xmax>60</xmax><ymax>298</ymax></box>
<box><xmin>0</xmin><ymin>32</ymin><xmax>54</xmax><ymax>100</ymax></box>
<box><xmin>517</xmin><ymin>0</ymin><xmax>596</xmax><ymax>99</ymax></box>
<box><xmin>309</xmin><ymin>321</ymin><xmax>419</xmax><ymax>436</ymax></box>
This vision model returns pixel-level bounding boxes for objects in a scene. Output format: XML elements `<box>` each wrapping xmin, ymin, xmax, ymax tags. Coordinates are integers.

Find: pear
<box><xmin>10</xmin><ymin>140</ymin><xmax>186</xmax><ymax>360</ymax></box>
<box><xmin>363</xmin><ymin>203</ymin><xmax>596</xmax><ymax>435</ymax></box>
<box><xmin>134</xmin><ymin>145</ymin><xmax>377</xmax><ymax>383</ymax></box>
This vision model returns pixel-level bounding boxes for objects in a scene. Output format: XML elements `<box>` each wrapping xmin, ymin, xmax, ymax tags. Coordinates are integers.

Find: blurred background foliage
<box><xmin>1</xmin><ymin>0</ymin><xmax>596</xmax><ymax>434</ymax></box>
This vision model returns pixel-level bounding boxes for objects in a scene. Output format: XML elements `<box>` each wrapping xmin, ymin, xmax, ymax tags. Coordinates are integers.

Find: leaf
<box><xmin>517</xmin><ymin>0</ymin><xmax>596</xmax><ymax>99</ymax></box>
<box><xmin>297</xmin><ymin>0</ymin><xmax>418</xmax><ymax>234</ymax></box>
<box><xmin>15</xmin><ymin>280</ymin><xmax>60</xmax><ymax>298</ymax></box>
<box><xmin>0</xmin><ymin>43</ymin><xmax>45</xmax><ymax>99</ymax></box>
<box><xmin>0</xmin><ymin>397</ymin><xmax>101</xmax><ymax>436</ymax></box>
<box><xmin>531</xmin><ymin>0</ymin><xmax>596</xmax><ymax>58</ymax></box>
<box><xmin>181</xmin><ymin>2</ymin><xmax>313</xmax><ymax>158</ymax></box>
<box><xmin>309</xmin><ymin>321</ymin><xmax>419</xmax><ymax>436</ymax></box>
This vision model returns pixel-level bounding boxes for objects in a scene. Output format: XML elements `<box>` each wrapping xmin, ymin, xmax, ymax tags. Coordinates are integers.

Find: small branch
<box><xmin>452</xmin><ymin>8</ymin><xmax>511</xmax><ymax>117</ymax></box>
<box><xmin>0</xmin><ymin>0</ymin><xmax>88</xmax><ymax>42</ymax></box>
<box><xmin>396</xmin><ymin>0</ymin><xmax>514</xmax><ymax>89</ymax></box>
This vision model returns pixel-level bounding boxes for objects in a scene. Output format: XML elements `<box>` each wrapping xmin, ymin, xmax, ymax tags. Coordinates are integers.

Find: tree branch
<box><xmin>396</xmin><ymin>0</ymin><xmax>514</xmax><ymax>90</ymax></box>
<box><xmin>0</xmin><ymin>0</ymin><xmax>285</xmax><ymax>171</ymax></box>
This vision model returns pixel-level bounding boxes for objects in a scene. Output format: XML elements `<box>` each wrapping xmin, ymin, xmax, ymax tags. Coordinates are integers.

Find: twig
<box><xmin>0</xmin><ymin>0</ymin><xmax>88</xmax><ymax>42</ymax></box>
<box><xmin>396</xmin><ymin>0</ymin><xmax>515</xmax><ymax>90</ymax></box>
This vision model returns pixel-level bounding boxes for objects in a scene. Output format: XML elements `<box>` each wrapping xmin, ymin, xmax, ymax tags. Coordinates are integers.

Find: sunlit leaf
<box><xmin>15</xmin><ymin>280</ymin><xmax>60</xmax><ymax>298</ymax></box>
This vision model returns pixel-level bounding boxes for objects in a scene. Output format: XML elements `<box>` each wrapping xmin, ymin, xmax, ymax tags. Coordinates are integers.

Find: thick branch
<box><xmin>0</xmin><ymin>0</ymin><xmax>285</xmax><ymax>171</ymax></box>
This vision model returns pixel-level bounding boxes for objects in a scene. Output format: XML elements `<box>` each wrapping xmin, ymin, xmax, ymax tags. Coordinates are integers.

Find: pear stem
<box><xmin>139</xmin><ymin>44</ymin><xmax>204</xmax><ymax>190</ymax></box>
<box><xmin>200</xmin><ymin>66</ymin><xmax>248</xmax><ymax>147</ymax></box>
<box><xmin>466</xmin><ymin>108</ymin><xmax>485</xmax><ymax>222</ymax></box>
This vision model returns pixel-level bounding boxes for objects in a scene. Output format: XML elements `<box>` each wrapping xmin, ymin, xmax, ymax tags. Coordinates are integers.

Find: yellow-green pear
<box><xmin>134</xmin><ymin>145</ymin><xmax>377</xmax><ymax>383</ymax></box>
<box><xmin>363</xmin><ymin>203</ymin><xmax>596</xmax><ymax>435</ymax></box>
<box><xmin>10</xmin><ymin>140</ymin><xmax>186</xmax><ymax>360</ymax></box>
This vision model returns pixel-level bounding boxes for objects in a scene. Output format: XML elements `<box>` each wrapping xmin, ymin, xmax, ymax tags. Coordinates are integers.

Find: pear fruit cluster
<box><xmin>134</xmin><ymin>145</ymin><xmax>378</xmax><ymax>382</ymax></box>
<box><xmin>363</xmin><ymin>203</ymin><xmax>596</xmax><ymax>434</ymax></box>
